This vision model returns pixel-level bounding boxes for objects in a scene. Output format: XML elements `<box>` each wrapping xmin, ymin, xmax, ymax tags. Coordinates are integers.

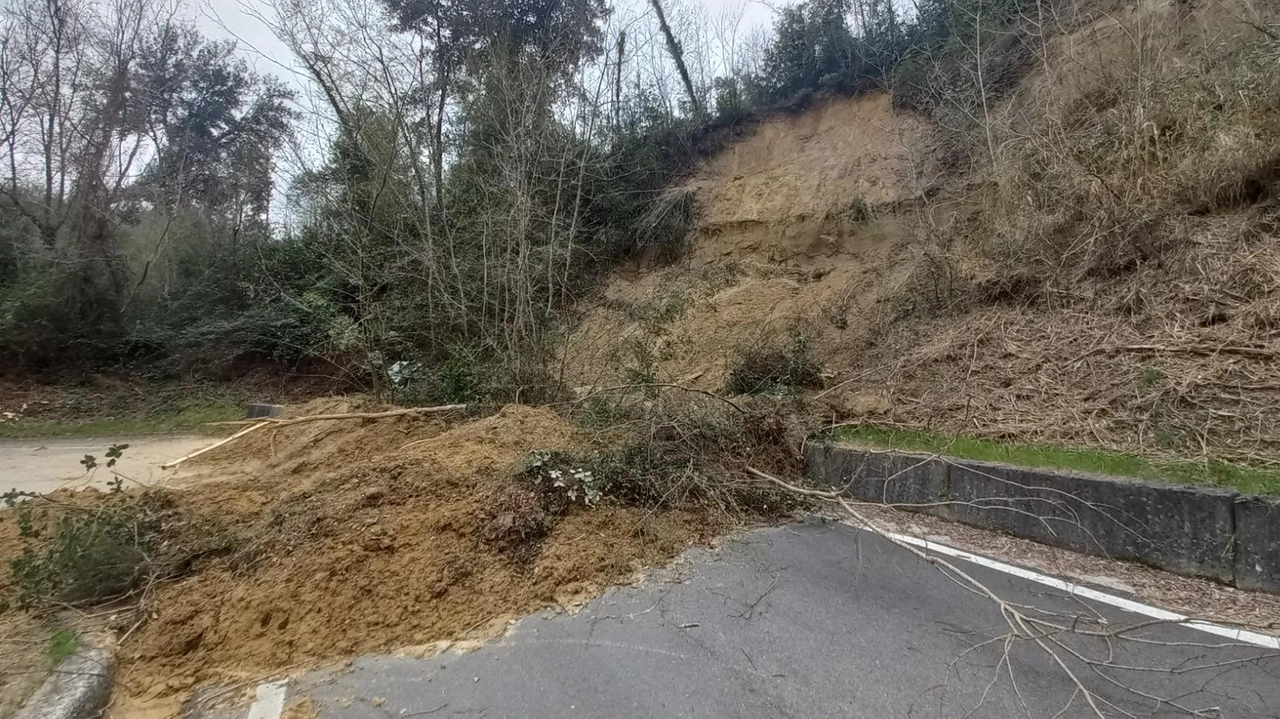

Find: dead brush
<box><xmin>845</xmin><ymin>20</ymin><xmax>1280</xmax><ymax>466</ymax></box>
<box><xmin>944</xmin><ymin>27</ymin><xmax>1280</xmax><ymax>305</ymax></box>
<box><xmin>724</xmin><ymin>330</ymin><xmax>824</xmax><ymax>396</ymax></box>
<box><xmin>481</xmin><ymin>485</ymin><xmax>551</xmax><ymax>554</ymax></box>
<box><xmin>636</xmin><ymin>185</ymin><xmax>696</xmax><ymax>259</ymax></box>
<box><xmin>565</xmin><ymin>390</ymin><xmax>814</xmax><ymax>518</ymax></box>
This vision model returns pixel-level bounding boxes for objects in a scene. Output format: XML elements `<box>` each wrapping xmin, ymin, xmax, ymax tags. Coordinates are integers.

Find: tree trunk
<box><xmin>648</xmin><ymin>0</ymin><xmax>701</xmax><ymax>117</ymax></box>
<box><xmin>614</xmin><ymin>31</ymin><xmax>626</xmax><ymax>127</ymax></box>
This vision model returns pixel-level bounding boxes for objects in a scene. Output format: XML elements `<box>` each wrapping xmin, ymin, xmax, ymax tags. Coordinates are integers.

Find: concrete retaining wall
<box><xmin>15</xmin><ymin>634</ymin><xmax>115</xmax><ymax>719</ymax></box>
<box><xmin>1234</xmin><ymin>495</ymin><xmax>1280</xmax><ymax>592</ymax></box>
<box><xmin>805</xmin><ymin>443</ymin><xmax>1280</xmax><ymax>593</ymax></box>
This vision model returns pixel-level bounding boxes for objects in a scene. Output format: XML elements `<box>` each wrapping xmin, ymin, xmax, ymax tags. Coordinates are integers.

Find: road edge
<box><xmin>806</xmin><ymin>442</ymin><xmax>1280</xmax><ymax>593</ymax></box>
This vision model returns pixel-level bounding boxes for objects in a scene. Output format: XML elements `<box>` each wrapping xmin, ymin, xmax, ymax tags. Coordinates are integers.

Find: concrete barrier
<box><xmin>1234</xmin><ymin>495</ymin><xmax>1280</xmax><ymax>592</ymax></box>
<box><xmin>15</xmin><ymin>634</ymin><xmax>115</xmax><ymax>719</ymax></box>
<box><xmin>805</xmin><ymin>443</ymin><xmax>949</xmax><ymax>508</ymax></box>
<box><xmin>804</xmin><ymin>442</ymin><xmax>1277</xmax><ymax>593</ymax></box>
<box><xmin>246</xmin><ymin>403</ymin><xmax>285</xmax><ymax>419</ymax></box>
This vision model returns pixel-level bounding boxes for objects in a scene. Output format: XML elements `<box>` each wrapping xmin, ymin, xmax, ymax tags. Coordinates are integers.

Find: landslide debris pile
<box><xmin>2</xmin><ymin>397</ymin><xmax>786</xmax><ymax>714</ymax></box>
<box><xmin>565</xmin><ymin>0</ymin><xmax>1280</xmax><ymax>466</ymax></box>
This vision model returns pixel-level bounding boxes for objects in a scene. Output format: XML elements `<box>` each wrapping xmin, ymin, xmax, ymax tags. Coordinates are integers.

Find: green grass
<box><xmin>46</xmin><ymin>629</ymin><xmax>77</xmax><ymax>666</ymax></box>
<box><xmin>0</xmin><ymin>402</ymin><xmax>240</xmax><ymax>439</ymax></box>
<box><xmin>832</xmin><ymin>426</ymin><xmax>1280</xmax><ymax>496</ymax></box>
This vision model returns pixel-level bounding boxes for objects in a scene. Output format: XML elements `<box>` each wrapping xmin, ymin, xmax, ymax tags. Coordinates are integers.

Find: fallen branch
<box><xmin>162</xmin><ymin>405</ymin><xmax>466</xmax><ymax>469</ymax></box>
<box><xmin>566</xmin><ymin>383</ymin><xmax>745</xmax><ymax>414</ymax></box>
<box><xmin>160</xmin><ymin>421</ymin><xmax>271</xmax><ymax>469</ymax></box>
<box><xmin>743</xmin><ymin>467</ymin><xmax>1246</xmax><ymax>718</ymax></box>
<box><xmin>206</xmin><ymin>406</ymin><xmax>467</xmax><ymax>427</ymax></box>
<box><xmin>1073</xmin><ymin>343</ymin><xmax>1277</xmax><ymax>364</ymax></box>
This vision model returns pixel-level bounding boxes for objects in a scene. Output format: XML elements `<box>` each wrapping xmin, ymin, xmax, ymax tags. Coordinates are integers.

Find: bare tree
<box><xmin>648</xmin><ymin>0</ymin><xmax>702</xmax><ymax>116</ymax></box>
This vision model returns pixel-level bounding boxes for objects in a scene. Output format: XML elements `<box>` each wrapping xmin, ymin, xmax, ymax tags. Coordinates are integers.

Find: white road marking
<box><xmin>246</xmin><ymin>680</ymin><xmax>288</xmax><ymax>719</ymax></box>
<box><xmin>883</xmin><ymin>531</ymin><xmax>1280</xmax><ymax>650</ymax></box>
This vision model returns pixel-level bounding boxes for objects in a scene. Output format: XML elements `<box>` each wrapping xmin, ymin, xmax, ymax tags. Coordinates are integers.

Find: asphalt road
<box><xmin>0</xmin><ymin>435</ymin><xmax>205</xmax><ymax>495</ymax></box>
<box><xmin>201</xmin><ymin>520</ymin><xmax>1280</xmax><ymax>719</ymax></box>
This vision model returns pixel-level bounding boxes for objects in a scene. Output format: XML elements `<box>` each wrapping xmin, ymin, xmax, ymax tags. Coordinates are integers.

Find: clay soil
<box><xmin>0</xmin><ymin>608</ymin><xmax>48</xmax><ymax>719</ymax></box>
<box><xmin>0</xmin><ymin>399</ymin><xmax>722</xmax><ymax>718</ymax></box>
<box><xmin>562</xmin><ymin>92</ymin><xmax>925</xmax><ymax>393</ymax></box>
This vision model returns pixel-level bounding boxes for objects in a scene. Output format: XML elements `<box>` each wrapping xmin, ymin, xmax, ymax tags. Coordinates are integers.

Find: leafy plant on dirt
<box><xmin>622</xmin><ymin>339</ymin><xmax>662</xmax><ymax>392</ymax></box>
<box><xmin>725</xmin><ymin>331</ymin><xmax>824</xmax><ymax>395</ymax></box>
<box><xmin>481</xmin><ymin>448</ymin><xmax>618</xmax><ymax>556</ymax></box>
<box><xmin>46</xmin><ymin>629</ymin><xmax>77</xmax><ymax>666</ymax></box>
<box><xmin>523</xmin><ymin>450</ymin><xmax>605</xmax><ymax>507</ymax></box>
<box><xmin>1</xmin><ymin>445</ymin><xmax>236</xmax><ymax>610</ymax></box>
<box><xmin>3</xmin><ymin>491</ymin><xmax>167</xmax><ymax>608</ymax></box>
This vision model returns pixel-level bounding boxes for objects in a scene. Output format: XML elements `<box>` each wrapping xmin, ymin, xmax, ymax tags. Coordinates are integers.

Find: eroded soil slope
<box><xmin>566</xmin><ymin>0</ymin><xmax>1280</xmax><ymax>467</ymax></box>
<box><xmin>564</xmin><ymin>92</ymin><xmax>925</xmax><ymax>392</ymax></box>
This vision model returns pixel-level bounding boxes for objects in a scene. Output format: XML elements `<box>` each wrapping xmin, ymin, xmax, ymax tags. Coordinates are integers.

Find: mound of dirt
<box><xmin>169</xmin><ymin>396</ymin><xmax>441</xmax><ymax>492</ymax></box>
<box><xmin>0</xmin><ymin>610</ymin><xmax>48</xmax><ymax>717</ymax></box>
<box><xmin>0</xmin><ymin>400</ymin><xmax>720</xmax><ymax>716</ymax></box>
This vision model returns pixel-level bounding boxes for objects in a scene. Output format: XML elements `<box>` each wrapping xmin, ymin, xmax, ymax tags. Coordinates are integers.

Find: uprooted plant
<box><xmin>1</xmin><ymin>488</ymin><xmax>236</xmax><ymax>612</ymax></box>
<box><xmin>559</xmin><ymin>388</ymin><xmax>815</xmax><ymax>517</ymax></box>
<box><xmin>3</xmin><ymin>490</ymin><xmax>164</xmax><ymax>609</ymax></box>
<box><xmin>1</xmin><ymin>445</ymin><xmax>240</xmax><ymax>613</ymax></box>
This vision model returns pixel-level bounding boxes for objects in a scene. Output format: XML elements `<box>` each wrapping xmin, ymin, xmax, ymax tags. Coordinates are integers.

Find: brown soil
<box><xmin>62</xmin><ymin>399</ymin><xmax>719</xmax><ymax>714</ymax></box>
<box><xmin>281</xmin><ymin>698</ymin><xmax>317</xmax><ymax>719</ymax></box>
<box><xmin>0</xmin><ymin>609</ymin><xmax>48</xmax><ymax>719</ymax></box>
<box><xmin>564</xmin><ymin>4</ymin><xmax>1280</xmax><ymax>467</ymax></box>
<box><xmin>563</xmin><ymin>92</ymin><xmax>923</xmax><ymax>392</ymax></box>
<box><xmin>0</xmin><ymin>494</ymin><xmax>43</xmax><ymax>719</ymax></box>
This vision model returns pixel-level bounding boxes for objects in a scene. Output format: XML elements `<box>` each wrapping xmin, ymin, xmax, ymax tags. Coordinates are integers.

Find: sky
<box><xmin>189</xmin><ymin>0</ymin><xmax>787</xmax><ymax>223</ymax></box>
<box><xmin>193</xmin><ymin>1</ymin><xmax>305</xmax><ymax>89</ymax></box>
<box><xmin>192</xmin><ymin>0</ymin><xmax>784</xmax><ymax>94</ymax></box>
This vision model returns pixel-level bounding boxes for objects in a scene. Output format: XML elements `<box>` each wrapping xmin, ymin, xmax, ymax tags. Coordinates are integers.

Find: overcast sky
<box><xmin>188</xmin><ymin>0</ymin><xmax>785</xmax><ymax>221</ymax></box>
<box><xmin>191</xmin><ymin>0</ymin><xmax>783</xmax><ymax>93</ymax></box>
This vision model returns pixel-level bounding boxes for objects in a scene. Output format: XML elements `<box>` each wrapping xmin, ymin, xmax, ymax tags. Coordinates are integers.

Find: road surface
<box><xmin>194</xmin><ymin>519</ymin><xmax>1280</xmax><ymax>719</ymax></box>
<box><xmin>0</xmin><ymin>435</ymin><xmax>207</xmax><ymax>495</ymax></box>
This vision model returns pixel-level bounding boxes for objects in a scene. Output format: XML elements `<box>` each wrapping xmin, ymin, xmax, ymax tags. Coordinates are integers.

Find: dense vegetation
<box><xmin>0</xmin><ymin>0</ymin><xmax>1103</xmax><ymax>399</ymax></box>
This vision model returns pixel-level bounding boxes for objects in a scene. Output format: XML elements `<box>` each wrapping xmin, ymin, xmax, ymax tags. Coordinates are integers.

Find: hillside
<box><xmin>565</xmin><ymin>0</ymin><xmax>1280</xmax><ymax>467</ymax></box>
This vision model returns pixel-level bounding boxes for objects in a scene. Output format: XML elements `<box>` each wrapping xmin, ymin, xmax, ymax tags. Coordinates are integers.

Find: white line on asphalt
<box><xmin>885</xmin><ymin>531</ymin><xmax>1280</xmax><ymax>650</ymax></box>
<box><xmin>245</xmin><ymin>680</ymin><xmax>288</xmax><ymax>719</ymax></box>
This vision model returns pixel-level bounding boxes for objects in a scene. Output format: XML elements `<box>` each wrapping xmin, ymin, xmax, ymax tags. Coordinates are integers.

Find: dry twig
<box><xmin>746</xmin><ymin>466</ymin><xmax>1276</xmax><ymax>718</ymax></box>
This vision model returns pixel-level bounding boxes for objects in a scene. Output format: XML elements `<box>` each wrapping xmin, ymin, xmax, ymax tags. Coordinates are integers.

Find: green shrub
<box><xmin>438</xmin><ymin>354</ymin><xmax>488</xmax><ymax>404</ymax></box>
<box><xmin>562</xmin><ymin>393</ymin><xmax>809</xmax><ymax>516</ymax></box>
<box><xmin>5</xmin><ymin>492</ymin><xmax>169</xmax><ymax>608</ymax></box>
<box><xmin>725</xmin><ymin>332</ymin><xmax>824</xmax><ymax>395</ymax></box>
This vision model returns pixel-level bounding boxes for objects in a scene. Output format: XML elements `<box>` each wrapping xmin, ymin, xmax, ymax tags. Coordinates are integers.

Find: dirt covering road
<box><xmin>3</xmin><ymin>396</ymin><xmax>1279</xmax><ymax>719</ymax></box>
<box><xmin>0</xmin><ymin>398</ymin><xmax>734</xmax><ymax>719</ymax></box>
